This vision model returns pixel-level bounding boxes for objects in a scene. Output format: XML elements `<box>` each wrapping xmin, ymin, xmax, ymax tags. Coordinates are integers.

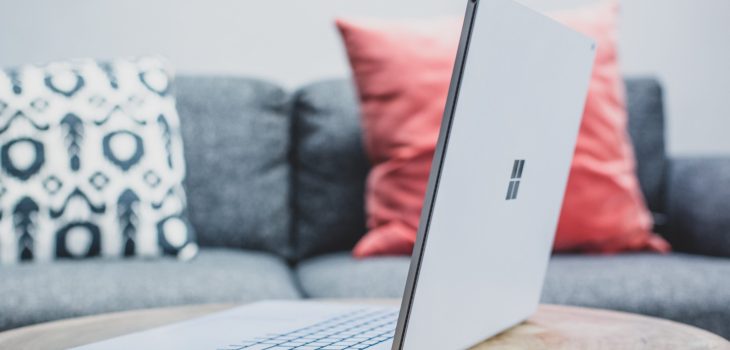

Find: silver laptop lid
<box><xmin>393</xmin><ymin>0</ymin><xmax>596</xmax><ymax>349</ymax></box>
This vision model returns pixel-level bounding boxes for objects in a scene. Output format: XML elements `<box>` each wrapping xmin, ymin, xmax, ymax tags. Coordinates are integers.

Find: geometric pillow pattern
<box><xmin>0</xmin><ymin>57</ymin><xmax>197</xmax><ymax>264</ymax></box>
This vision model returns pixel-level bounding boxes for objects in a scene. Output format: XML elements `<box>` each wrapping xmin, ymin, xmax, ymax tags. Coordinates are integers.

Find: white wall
<box><xmin>0</xmin><ymin>0</ymin><xmax>728</xmax><ymax>155</ymax></box>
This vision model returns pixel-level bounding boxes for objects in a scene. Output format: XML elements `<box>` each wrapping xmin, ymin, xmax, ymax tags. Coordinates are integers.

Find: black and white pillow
<box><xmin>0</xmin><ymin>57</ymin><xmax>197</xmax><ymax>264</ymax></box>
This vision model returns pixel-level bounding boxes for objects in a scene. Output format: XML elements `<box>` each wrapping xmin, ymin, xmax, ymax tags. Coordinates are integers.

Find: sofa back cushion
<box><xmin>175</xmin><ymin>76</ymin><xmax>292</xmax><ymax>258</ymax></box>
<box><xmin>291</xmin><ymin>80</ymin><xmax>369</xmax><ymax>259</ymax></box>
<box><xmin>625</xmin><ymin>77</ymin><xmax>668</xmax><ymax>222</ymax></box>
<box><xmin>291</xmin><ymin>77</ymin><xmax>668</xmax><ymax>257</ymax></box>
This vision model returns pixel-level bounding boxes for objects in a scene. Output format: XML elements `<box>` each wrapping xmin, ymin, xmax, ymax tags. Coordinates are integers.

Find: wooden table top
<box><xmin>0</xmin><ymin>301</ymin><xmax>727</xmax><ymax>349</ymax></box>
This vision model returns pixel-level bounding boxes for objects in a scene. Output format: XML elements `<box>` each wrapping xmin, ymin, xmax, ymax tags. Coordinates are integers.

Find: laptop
<box><xmin>75</xmin><ymin>0</ymin><xmax>595</xmax><ymax>349</ymax></box>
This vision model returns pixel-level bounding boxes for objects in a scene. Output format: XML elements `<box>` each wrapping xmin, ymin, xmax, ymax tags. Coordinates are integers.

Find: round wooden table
<box><xmin>0</xmin><ymin>301</ymin><xmax>727</xmax><ymax>349</ymax></box>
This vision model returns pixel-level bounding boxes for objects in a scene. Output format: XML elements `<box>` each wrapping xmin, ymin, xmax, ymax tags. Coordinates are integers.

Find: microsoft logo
<box><xmin>506</xmin><ymin>159</ymin><xmax>525</xmax><ymax>200</ymax></box>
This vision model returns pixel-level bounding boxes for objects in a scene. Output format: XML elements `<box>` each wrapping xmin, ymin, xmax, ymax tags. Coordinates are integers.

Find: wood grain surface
<box><xmin>0</xmin><ymin>302</ymin><xmax>727</xmax><ymax>349</ymax></box>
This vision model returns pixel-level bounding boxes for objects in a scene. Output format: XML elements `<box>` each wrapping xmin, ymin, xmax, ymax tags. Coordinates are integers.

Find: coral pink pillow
<box><xmin>337</xmin><ymin>17</ymin><xmax>461</xmax><ymax>257</ymax></box>
<box><xmin>550</xmin><ymin>5</ymin><xmax>669</xmax><ymax>253</ymax></box>
<box><xmin>337</xmin><ymin>2</ymin><xmax>670</xmax><ymax>257</ymax></box>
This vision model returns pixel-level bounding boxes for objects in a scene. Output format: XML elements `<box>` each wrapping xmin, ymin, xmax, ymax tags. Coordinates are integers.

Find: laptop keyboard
<box><xmin>218</xmin><ymin>308</ymin><xmax>399</xmax><ymax>350</ymax></box>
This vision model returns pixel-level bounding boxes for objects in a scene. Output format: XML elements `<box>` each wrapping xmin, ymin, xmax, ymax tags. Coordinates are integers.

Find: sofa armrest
<box><xmin>665</xmin><ymin>157</ymin><xmax>730</xmax><ymax>257</ymax></box>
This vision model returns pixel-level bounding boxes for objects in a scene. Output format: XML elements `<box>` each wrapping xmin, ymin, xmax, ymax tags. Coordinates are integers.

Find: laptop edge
<box><xmin>392</xmin><ymin>0</ymin><xmax>478</xmax><ymax>348</ymax></box>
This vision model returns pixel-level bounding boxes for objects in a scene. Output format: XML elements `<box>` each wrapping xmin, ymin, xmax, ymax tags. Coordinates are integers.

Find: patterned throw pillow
<box><xmin>0</xmin><ymin>57</ymin><xmax>197</xmax><ymax>264</ymax></box>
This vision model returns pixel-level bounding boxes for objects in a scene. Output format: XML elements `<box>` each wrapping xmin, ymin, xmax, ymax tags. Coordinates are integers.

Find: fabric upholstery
<box><xmin>665</xmin><ymin>157</ymin><xmax>730</xmax><ymax>257</ymax></box>
<box><xmin>291</xmin><ymin>80</ymin><xmax>370</xmax><ymax>260</ymax></box>
<box><xmin>0</xmin><ymin>248</ymin><xmax>301</xmax><ymax>331</ymax></box>
<box><xmin>295</xmin><ymin>252</ymin><xmax>730</xmax><ymax>339</ymax></box>
<box><xmin>296</xmin><ymin>252</ymin><xmax>410</xmax><ymax>298</ymax></box>
<box><xmin>542</xmin><ymin>253</ymin><xmax>730</xmax><ymax>339</ymax></box>
<box><xmin>625</xmin><ymin>77</ymin><xmax>668</xmax><ymax>219</ymax></box>
<box><xmin>175</xmin><ymin>76</ymin><xmax>293</xmax><ymax>258</ymax></box>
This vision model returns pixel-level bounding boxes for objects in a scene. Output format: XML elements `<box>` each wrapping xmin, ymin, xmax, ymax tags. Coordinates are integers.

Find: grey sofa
<box><xmin>2</xmin><ymin>75</ymin><xmax>729</xmax><ymax>340</ymax></box>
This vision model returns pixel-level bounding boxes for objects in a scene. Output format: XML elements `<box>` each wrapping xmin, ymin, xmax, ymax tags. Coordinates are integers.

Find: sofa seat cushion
<box><xmin>0</xmin><ymin>248</ymin><xmax>301</xmax><ymax>331</ymax></box>
<box><xmin>296</xmin><ymin>252</ymin><xmax>730</xmax><ymax>339</ymax></box>
<box><xmin>296</xmin><ymin>252</ymin><xmax>410</xmax><ymax>298</ymax></box>
<box><xmin>543</xmin><ymin>253</ymin><xmax>730</xmax><ymax>339</ymax></box>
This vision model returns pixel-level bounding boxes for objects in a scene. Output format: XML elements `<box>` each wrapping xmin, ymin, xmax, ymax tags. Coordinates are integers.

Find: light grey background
<box><xmin>0</xmin><ymin>0</ymin><xmax>728</xmax><ymax>155</ymax></box>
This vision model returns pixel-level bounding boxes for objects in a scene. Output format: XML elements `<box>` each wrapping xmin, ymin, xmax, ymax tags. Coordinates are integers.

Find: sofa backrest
<box><xmin>290</xmin><ymin>77</ymin><xmax>669</xmax><ymax>259</ymax></box>
<box><xmin>624</xmin><ymin>78</ymin><xmax>668</xmax><ymax>222</ymax></box>
<box><xmin>291</xmin><ymin>80</ymin><xmax>369</xmax><ymax>260</ymax></box>
<box><xmin>173</xmin><ymin>75</ymin><xmax>668</xmax><ymax>261</ymax></box>
<box><xmin>175</xmin><ymin>75</ymin><xmax>294</xmax><ymax>259</ymax></box>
